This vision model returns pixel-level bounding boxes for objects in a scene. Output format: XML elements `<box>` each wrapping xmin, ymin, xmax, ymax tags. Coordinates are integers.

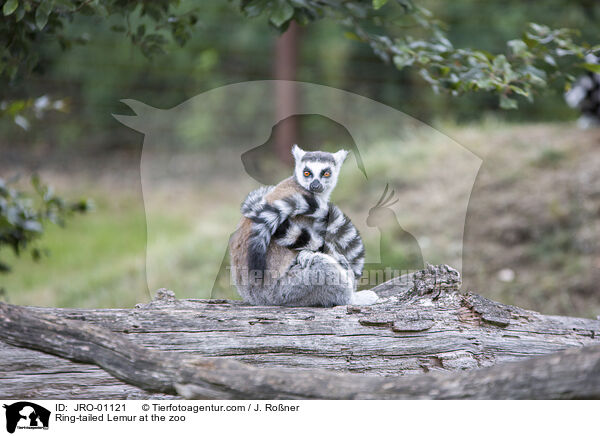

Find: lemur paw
<box><xmin>296</xmin><ymin>250</ymin><xmax>331</xmax><ymax>269</ymax></box>
<box><xmin>296</xmin><ymin>250</ymin><xmax>316</xmax><ymax>269</ymax></box>
<box><xmin>351</xmin><ymin>290</ymin><xmax>379</xmax><ymax>306</ymax></box>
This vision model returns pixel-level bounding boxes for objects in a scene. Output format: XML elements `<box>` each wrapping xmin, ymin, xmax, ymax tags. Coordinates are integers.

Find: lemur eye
<box><xmin>303</xmin><ymin>171</ymin><xmax>311</xmax><ymax>177</ymax></box>
<box><xmin>323</xmin><ymin>171</ymin><xmax>331</xmax><ymax>178</ymax></box>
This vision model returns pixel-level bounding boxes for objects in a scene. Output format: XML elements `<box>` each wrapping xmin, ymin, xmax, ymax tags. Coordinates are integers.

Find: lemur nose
<box><xmin>309</xmin><ymin>180</ymin><xmax>323</xmax><ymax>192</ymax></box>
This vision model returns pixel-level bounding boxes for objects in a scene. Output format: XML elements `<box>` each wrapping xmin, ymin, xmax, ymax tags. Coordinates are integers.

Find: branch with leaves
<box><xmin>1</xmin><ymin>0</ymin><xmax>198</xmax><ymax>83</ymax></box>
<box><xmin>1</xmin><ymin>0</ymin><xmax>599</xmax><ymax>110</ymax></box>
<box><xmin>0</xmin><ymin>175</ymin><xmax>91</xmax><ymax>273</ymax></box>
<box><xmin>239</xmin><ymin>0</ymin><xmax>600</xmax><ymax>108</ymax></box>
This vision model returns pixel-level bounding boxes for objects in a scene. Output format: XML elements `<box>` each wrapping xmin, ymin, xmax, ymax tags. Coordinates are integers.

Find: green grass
<box><xmin>0</xmin><ymin>193</ymin><xmax>189</xmax><ymax>308</ymax></box>
<box><xmin>531</xmin><ymin>148</ymin><xmax>569</xmax><ymax>168</ymax></box>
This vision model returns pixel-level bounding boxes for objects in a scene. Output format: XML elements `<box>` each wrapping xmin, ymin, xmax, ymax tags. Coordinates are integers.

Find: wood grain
<box><xmin>1</xmin><ymin>265</ymin><xmax>599</xmax><ymax>399</ymax></box>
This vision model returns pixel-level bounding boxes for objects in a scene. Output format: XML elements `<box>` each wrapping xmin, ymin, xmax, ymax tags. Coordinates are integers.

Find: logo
<box><xmin>3</xmin><ymin>402</ymin><xmax>50</xmax><ymax>434</ymax></box>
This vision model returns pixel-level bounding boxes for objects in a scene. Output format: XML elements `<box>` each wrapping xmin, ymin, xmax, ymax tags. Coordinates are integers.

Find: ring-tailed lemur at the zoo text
<box><xmin>229</xmin><ymin>145</ymin><xmax>379</xmax><ymax>307</ymax></box>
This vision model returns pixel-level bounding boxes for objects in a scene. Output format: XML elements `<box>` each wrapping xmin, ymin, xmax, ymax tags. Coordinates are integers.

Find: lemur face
<box><xmin>292</xmin><ymin>144</ymin><xmax>348</xmax><ymax>199</ymax></box>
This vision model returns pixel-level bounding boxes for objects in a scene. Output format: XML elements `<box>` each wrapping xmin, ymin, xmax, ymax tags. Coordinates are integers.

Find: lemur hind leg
<box><xmin>270</xmin><ymin>250</ymin><xmax>355</xmax><ymax>307</ymax></box>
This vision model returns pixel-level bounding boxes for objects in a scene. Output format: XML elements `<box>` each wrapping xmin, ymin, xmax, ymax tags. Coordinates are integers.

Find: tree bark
<box><xmin>0</xmin><ymin>265</ymin><xmax>599</xmax><ymax>399</ymax></box>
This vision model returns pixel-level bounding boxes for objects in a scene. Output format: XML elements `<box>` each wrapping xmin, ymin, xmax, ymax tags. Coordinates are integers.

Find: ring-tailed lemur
<box><xmin>241</xmin><ymin>185</ymin><xmax>365</xmax><ymax>281</ymax></box>
<box><xmin>229</xmin><ymin>145</ymin><xmax>378</xmax><ymax>307</ymax></box>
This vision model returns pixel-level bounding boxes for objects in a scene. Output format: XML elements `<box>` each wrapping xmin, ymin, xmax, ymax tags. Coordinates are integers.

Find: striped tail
<box><xmin>322</xmin><ymin>204</ymin><xmax>365</xmax><ymax>280</ymax></box>
<box><xmin>241</xmin><ymin>188</ymin><xmax>329</xmax><ymax>278</ymax></box>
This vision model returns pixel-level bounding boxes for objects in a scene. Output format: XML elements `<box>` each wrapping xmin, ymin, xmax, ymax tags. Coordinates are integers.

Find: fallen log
<box><xmin>0</xmin><ymin>265</ymin><xmax>599</xmax><ymax>399</ymax></box>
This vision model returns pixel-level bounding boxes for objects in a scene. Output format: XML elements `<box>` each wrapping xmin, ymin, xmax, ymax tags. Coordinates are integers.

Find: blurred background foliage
<box><xmin>1</xmin><ymin>0</ymin><xmax>599</xmax><ymax>316</ymax></box>
<box><xmin>2</xmin><ymin>0</ymin><xmax>599</xmax><ymax>139</ymax></box>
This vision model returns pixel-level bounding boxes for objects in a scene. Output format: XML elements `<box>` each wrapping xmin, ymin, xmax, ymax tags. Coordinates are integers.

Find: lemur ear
<box><xmin>291</xmin><ymin>144</ymin><xmax>306</xmax><ymax>162</ymax></box>
<box><xmin>333</xmin><ymin>149</ymin><xmax>349</xmax><ymax>166</ymax></box>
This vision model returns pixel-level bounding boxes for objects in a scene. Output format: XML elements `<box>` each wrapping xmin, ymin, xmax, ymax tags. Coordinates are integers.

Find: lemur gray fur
<box><xmin>229</xmin><ymin>145</ymin><xmax>378</xmax><ymax>307</ymax></box>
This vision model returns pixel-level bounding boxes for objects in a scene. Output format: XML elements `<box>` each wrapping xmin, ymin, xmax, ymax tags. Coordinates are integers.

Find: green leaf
<box><xmin>345</xmin><ymin>2</ymin><xmax>368</xmax><ymax>18</ymax></box>
<box><xmin>53</xmin><ymin>0</ymin><xmax>75</xmax><ymax>11</ymax></box>
<box><xmin>241</xmin><ymin>0</ymin><xmax>269</xmax><ymax>18</ymax></box>
<box><xmin>492</xmin><ymin>54</ymin><xmax>508</xmax><ymax>70</ymax></box>
<box><xmin>269</xmin><ymin>2</ymin><xmax>294</xmax><ymax>27</ymax></box>
<box><xmin>393</xmin><ymin>53</ymin><xmax>414</xmax><ymax>69</ymax></box>
<box><xmin>509</xmin><ymin>85</ymin><xmax>529</xmax><ymax>98</ymax></box>
<box><xmin>581</xmin><ymin>63</ymin><xmax>600</xmax><ymax>74</ymax></box>
<box><xmin>523</xmin><ymin>65</ymin><xmax>547</xmax><ymax>87</ymax></box>
<box><xmin>343</xmin><ymin>31</ymin><xmax>361</xmax><ymax>41</ymax></box>
<box><xmin>543</xmin><ymin>54</ymin><xmax>556</xmax><ymax>67</ymax></box>
<box><xmin>15</xmin><ymin>3</ymin><xmax>25</xmax><ymax>20</ymax></box>
<box><xmin>23</xmin><ymin>220</ymin><xmax>43</xmax><ymax>233</ymax></box>
<box><xmin>507</xmin><ymin>39</ymin><xmax>528</xmax><ymax>58</ymax></box>
<box><xmin>499</xmin><ymin>94</ymin><xmax>518</xmax><ymax>110</ymax></box>
<box><xmin>373</xmin><ymin>0</ymin><xmax>388</xmax><ymax>10</ymax></box>
<box><xmin>3</xmin><ymin>0</ymin><xmax>18</xmax><ymax>16</ymax></box>
<box><xmin>90</xmin><ymin>1</ymin><xmax>108</xmax><ymax>18</ymax></box>
<box><xmin>529</xmin><ymin>22</ymin><xmax>550</xmax><ymax>36</ymax></box>
<box><xmin>35</xmin><ymin>0</ymin><xmax>53</xmax><ymax>30</ymax></box>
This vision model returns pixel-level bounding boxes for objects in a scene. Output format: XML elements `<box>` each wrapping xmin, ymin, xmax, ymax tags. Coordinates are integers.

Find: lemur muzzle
<box><xmin>309</xmin><ymin>180</ymin><xmax>323</xmax><ymax>192</ymax></box>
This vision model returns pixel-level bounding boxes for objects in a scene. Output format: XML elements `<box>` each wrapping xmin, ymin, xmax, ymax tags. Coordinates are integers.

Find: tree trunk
<box><xmin>1</xmin><ymin>265</ymin><xmax>599</xmax><ymax>399</ymax></box>
<box><xmin>274</xmin><ymin>21</ymin><xmax>301</xmax><ymax>164</ymax></box>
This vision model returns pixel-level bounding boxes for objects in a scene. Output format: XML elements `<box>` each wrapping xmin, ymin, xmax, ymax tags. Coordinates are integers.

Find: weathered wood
<box><xmin>1</xmin><ymin>264</ymin><xmax>599</xmax><ymax>399</ymax></box>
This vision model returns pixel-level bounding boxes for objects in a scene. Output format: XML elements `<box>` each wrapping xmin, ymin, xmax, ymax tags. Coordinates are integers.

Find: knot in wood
<box><xmin>412</xmin><ymin>264</ymin><xmax>461</xmax><ymax>298</ymax></box>
<box><xmin>154</xmin><ymin>288</ymin><xmax>177</xmax><ymax>302</ymax></box>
